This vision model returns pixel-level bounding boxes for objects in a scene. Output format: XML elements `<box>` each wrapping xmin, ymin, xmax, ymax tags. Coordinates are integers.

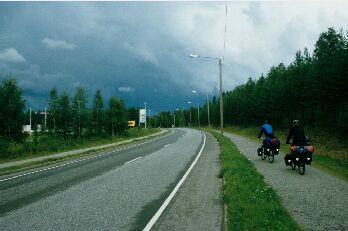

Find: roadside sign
<box><xmin>128</xmin><ymin>121</ymin><xmax>136</xmax><ymax>127</ymax></box>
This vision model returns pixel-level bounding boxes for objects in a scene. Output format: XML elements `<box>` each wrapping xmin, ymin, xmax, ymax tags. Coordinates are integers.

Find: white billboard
<box><xmin>139</xmin><ymin>109</ymin><xmax>146</xmax><ymax>124</ymax></box>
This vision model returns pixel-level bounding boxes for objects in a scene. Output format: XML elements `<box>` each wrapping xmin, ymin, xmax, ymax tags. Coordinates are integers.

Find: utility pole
<box><xmin>188</xmin><ymin>102</ymin><xmax>192</xmax><ymax>126</ymax></box>
<box><xmin>190</xmin><ymin>107</ymin><xmax>191</xmax><ymax>126</ymax></box>
<box><xmin>44</xmin><ymin>107</ymin><xmax>47</xmax><ymax>131</ymax></box>
<box><xmin>78</xmin><ymin>101</ymin><xmax>81</xmax><ymax>136</ymax></box>
<box><xmin>144</xmin><ymin>102</ymin><xmax>147</xmax><ymax>129</ymax></box>
<box><xmin>219</xmin><ymin>58</ymin><xmax>223</xmax><ymax>135</ymax></box>
<box><xmin>197</xmin><ymin>103</ymin><xmax>200</xmax><ymax>127</ymax></box>
<box><xmin>207</xmin><ymin>95</ymin><xmax>210</xmax><ymax>128</ymax></box>
<box><xmin>30</xmin><ymin>108</ymin><xmax>32</xmax><ymax>135</ymax></box>
<box><xmin>39</xmin><ymin>108</ymin><xmax>49</xmax><ymax>132</ymax></box>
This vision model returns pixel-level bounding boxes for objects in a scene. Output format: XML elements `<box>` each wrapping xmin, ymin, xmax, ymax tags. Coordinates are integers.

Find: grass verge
<box><xmin>224</xmin><ymin>126</ymin><xmax>348</xmax><ymax>181</ymax></box>
<box><xmin>0</xmin><ymin>148</ymin><xmax>101</xmax><ymax>175</ymax></box>
<box><xmin>313</xmin><ymin>155</ymin><xmax>348</xmax><ymax>180</ymax></box>
<box><xmin>0</xmin><ymin>128</ymin><xmax>166</xmax><ymax>175</ymax></box>
<box><xmin>211</xmin><ymin>131</ymin><xmax>300</xmax><ymax>231</ymax></box>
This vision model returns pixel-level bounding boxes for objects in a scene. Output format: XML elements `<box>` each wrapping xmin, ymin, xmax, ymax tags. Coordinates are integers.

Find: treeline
<box><xmin>0</xmin><ymin>79</ymin><xmax>132</xmax><ymax>140</ymax></box>
<box><xmin>47</xmin><ymin>87</ymin><xmax>129</xmax><ymax>138</ymax></box>
<box><xmin>147</xmin><ymin>110</ymin><xmax>185</xmax><ymax>128</ymax></box>
<box><xmin>187</xmin><ymin>28</ymin><xmax>348</xmax><ymax>136</ymax></box>
<box><xmin>0</xmin><ymin>77</ymin><xmax>149</xmax><ymax>158</ymax></box>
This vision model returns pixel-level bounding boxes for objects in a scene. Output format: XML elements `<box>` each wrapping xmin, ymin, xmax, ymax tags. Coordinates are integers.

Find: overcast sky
<box><xmin>0</xmin><ymin>1</ymin><xmax>347</xmax><ymax>113</ymax></box>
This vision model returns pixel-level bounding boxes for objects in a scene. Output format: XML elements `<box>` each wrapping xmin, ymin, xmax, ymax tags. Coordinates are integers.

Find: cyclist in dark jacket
<box><xmin>286</xmin><ymin>120</ymin><xmax>306</xmax><ymax>146</ymax></box>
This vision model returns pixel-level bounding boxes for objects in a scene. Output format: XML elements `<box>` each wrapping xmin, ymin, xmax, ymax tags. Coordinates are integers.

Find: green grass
<box><xmin>0</xmin><ymin>157</ymin><xmax>64</xmax><ymax>175</ymax></box>
<box><xmin>313</xmin><ymin>155</ymin><xmax>348</xmax><ymax>180</ymax></box>
<box><xmin>211</xmin><ymin>131</ymin><xmax>300</xmax><ymax>231</ymax></box>
<box><xmin>224</xmin><ymin>126</ymin><xmax>348</xmax><ymax>181</ymax></box>
<box><xmin>0</xmin><ymin>128</ymin><xmax>161</xmax><ymax>163</ymax></box>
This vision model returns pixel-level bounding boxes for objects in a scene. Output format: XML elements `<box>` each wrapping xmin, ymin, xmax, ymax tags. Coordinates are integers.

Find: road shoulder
<box><xmin>153</xmin><ymin>131</ymin><xmax>223</xmax><ymax>231</ymax></box>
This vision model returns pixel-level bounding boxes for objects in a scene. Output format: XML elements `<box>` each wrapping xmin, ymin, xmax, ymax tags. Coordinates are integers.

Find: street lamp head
<box><xmin>189</xmin><ymin>54</ymin><xmax>199</xmax><ymax>58</ymax></box>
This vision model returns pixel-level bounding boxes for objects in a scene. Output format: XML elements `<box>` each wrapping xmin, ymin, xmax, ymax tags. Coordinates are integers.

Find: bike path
<box><xmin>224</xmin><ymin>131</ymin><xmax>348</xmax><ymax>231</ymax></box>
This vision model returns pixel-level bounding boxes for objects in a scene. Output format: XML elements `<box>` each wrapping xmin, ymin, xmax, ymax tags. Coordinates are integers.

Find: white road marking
<box><xmin>143</xmin><ymin>130</ymin><xmax>206</xmax><ymax>231</ymax></box>
<box><xmin>124</xmin><ymin>156</ymin><xmax>143</xmax><ymax>165</ymax></box>
<box><xmin>0</xmin><ymin>130</ymin><xmax>175</xmax><ymax>183</ymax></box>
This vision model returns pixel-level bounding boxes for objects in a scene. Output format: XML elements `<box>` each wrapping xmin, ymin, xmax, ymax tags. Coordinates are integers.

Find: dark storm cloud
<box><xmin>0</xmin><ymin>1</ymin><xmax>347</xmax><ymax>113</ymax></box>
<box><xmin>0</xmin><ymin>2</ymin><xmax>189</xmax><ymax>112</ymax></box>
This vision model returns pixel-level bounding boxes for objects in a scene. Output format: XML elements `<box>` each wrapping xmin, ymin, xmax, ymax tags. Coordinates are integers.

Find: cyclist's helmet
<box><xmin>292</xmin><ymin>119</ymin><xmax>300</xmax><ymax>126</ymax></box>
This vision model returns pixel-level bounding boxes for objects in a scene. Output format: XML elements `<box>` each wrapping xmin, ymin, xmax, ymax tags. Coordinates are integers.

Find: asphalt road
<box><xmin>152</xmin><ymin>131</ymin><xmax>223</xmax><ymax>231</ymax></box>
<box><xmin>0</xmin><ymin>128</ymin><xmax>205</xmax><ymax>230</ymax></box>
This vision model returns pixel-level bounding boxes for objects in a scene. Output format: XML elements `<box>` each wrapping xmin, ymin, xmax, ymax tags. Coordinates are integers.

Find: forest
<box><xmin>187</xmin><ymin>28</ymin><xmax>347</xmax><ymax>138</ymax></box>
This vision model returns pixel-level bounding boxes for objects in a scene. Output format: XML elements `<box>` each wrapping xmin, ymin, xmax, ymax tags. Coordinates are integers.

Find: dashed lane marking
<box><xmin>125</xmin><ymin>156</ymin><xmax>143</xmax><ymax>165</ymax></box>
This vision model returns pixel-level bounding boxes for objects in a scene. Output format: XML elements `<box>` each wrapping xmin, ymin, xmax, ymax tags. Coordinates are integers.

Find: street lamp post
<box><xmin>30</xmin><ymin>108</ymin><xmax>32</xmax><ymax>135</ymax></box>
<box><xmin>187</xmin><ymin>101</ymin><xmax>192</xmax><ymax>126</ymax></box>
<box><xmin>149</xmin><ymin>109</ymin><xmax>151</xmax><ymax>128</ymax></box>
<box><xmin>181</xmin><ymin>107</ymin><xmax>184</xmax><ymax>127</ymax></box>
<box><xmin>192</xmin><ymin>90</ymin><xmax>200</xmax><ymax>128</ymax></box>
<box><xmin>189</xmin><ymin>54</ymin><xmax>223</xmax><ymax>135</ymax></box>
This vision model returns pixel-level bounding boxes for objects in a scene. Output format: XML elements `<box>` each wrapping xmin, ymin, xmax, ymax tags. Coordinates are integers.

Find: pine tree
<box><xmin>72</xmin><ymin>86</ymin><xmax>88</xmax><ymax>138</ymax></box>
<box><xmin>92</xmin><ymin>90</ymin><xmax>104</xmax><ymax>135</ymax></box>
<box><xmin>48</xmin><ymin>87</ymin><xmax>58</xmax><ymax>133</ymax></box>
<box><xmin>0</xmin><ymin>77</ymin><xmax>26</xmax><ymax>142</ymax></box>
<box><xmin>57</xmin><ymin>91</ymin><xmax>71</xmax><ymax>139</ymax></box>
<box><xmin>108</xmin><ymin>96</ymin><xmax>127</xmax><ymax>136</ymax></box>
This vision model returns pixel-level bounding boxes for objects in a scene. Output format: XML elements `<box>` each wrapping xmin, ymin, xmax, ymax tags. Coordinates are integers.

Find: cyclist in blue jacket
<box><xmin>258</xmin><ymin>120</ymin><xmax>274</xmax><ymax>139</ymax></box>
